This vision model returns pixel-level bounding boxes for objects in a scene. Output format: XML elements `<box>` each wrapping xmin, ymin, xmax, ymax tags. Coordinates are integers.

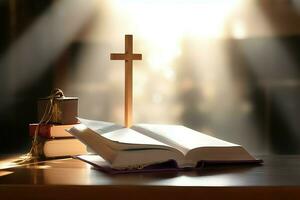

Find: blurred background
<box><xmin>1</xmin><ymin>0</ymin><xmax>300</xmax><ymax>155</ymax></box>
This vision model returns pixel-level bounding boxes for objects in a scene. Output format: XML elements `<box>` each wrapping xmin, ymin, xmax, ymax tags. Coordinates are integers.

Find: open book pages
<box><xmin>68</xmin><ymin>118</ymin><xmax>257</xmax><ymax>169</ymax></box>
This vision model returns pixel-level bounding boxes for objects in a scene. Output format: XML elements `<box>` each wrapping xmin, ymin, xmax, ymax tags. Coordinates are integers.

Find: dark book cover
<box><xmin>76</xmin><ymin>154</ymin><xmax>263</xmax><ymax>174</ymax></box>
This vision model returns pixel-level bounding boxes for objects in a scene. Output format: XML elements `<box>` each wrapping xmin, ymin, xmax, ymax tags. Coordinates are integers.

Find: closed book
<box><xmin>29</xmin><ymin>124</ymin><xmax>76</xmax><ymax>138</ymax></box>
<box><xmin>38</xmin><ymin>97</ymin><xmax>79</xmax><ymax>125</ymax></box>
<box><xmin>38</xmin><ymin>138</ymin><xmax>87</xmax><ymax>158</ymax></box>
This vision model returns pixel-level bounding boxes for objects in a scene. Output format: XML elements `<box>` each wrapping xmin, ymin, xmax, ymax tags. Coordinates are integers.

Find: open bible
<box><xmin>68</xmin><ymin>118</ymin><xmax>261</xmax><ymax>173</ymax></box>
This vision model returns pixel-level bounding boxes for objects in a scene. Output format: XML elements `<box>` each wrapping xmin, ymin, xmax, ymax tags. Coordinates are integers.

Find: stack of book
<box><xmin>29</xmin><ymin>95</ymin><xmax>87</xmax><ymax>158</ymax></box>
<box><xmin>29</xmin><ymin>123</ymin><xmax>87</xmax><ymax>158</ymax></box>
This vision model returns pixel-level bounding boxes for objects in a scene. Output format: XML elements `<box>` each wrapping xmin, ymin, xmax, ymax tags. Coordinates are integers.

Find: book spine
<box><xmin>43</xmin><ymin>139</ymin><xmax>87</xmax><ymax>158</ymax></box>
<box><xmin>29</xmin><ymin>124</ymin><xmax>51</xmax><ymax>138</ymax></box>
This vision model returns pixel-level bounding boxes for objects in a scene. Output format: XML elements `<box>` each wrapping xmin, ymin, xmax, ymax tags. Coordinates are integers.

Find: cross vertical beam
<box><xmin>125</xmin><ymin>35</ymin><xmax>133</xmax><ymax>129</ymax></box>
<box><xmin>110</xmin><ymin>35</ymin><xmax>142</xmax><ymax>127</ymax></box>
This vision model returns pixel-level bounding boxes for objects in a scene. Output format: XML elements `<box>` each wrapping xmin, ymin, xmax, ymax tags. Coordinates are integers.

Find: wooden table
<box><xmin>0</xmin><ymin>155</ymin><xmax>300</xmax><ymax>200</ymax></box>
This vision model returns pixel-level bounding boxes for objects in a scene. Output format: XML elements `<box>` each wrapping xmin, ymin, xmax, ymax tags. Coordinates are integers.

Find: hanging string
<box><xmin>15</xmin><ymin>88</ymin><xmax>65</xmax><ymax>164</ymax></box>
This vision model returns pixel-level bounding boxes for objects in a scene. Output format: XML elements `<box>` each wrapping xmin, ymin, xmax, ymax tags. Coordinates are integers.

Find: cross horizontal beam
<box><xmin>110</xmin><ymin>53</ymin><xmax>142</xmax><ymax>61</ymax></box>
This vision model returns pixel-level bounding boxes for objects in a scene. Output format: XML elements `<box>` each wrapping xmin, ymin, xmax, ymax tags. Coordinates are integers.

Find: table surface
<box><xmin>1</xmin><ymin>155</ymin><xmax>300</xmax><ymax>199</ymax></box>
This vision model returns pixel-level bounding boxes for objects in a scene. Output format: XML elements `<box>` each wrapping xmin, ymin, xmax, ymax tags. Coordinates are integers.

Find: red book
<box><xmin>29</xmin><ymin>124</ymin><xmax>76</xmax><ymax>138</ymax></box>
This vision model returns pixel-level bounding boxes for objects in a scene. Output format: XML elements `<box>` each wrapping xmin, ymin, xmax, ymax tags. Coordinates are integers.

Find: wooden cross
<box><xmin>110</xmin><ymin>35</ymin><xmax>142</xmax><ymax>128</ymax></box>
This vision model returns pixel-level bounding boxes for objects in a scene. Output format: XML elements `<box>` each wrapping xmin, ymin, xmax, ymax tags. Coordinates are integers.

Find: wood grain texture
<box><xmin>1</xmin><ymin>155</ymin><xmax>300</xmax><ymax>199</ymax></box>
<box><xmin>110</xmin><ymin>35</ymin><xmax>142</xmax><ymax>127</ymax></box>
